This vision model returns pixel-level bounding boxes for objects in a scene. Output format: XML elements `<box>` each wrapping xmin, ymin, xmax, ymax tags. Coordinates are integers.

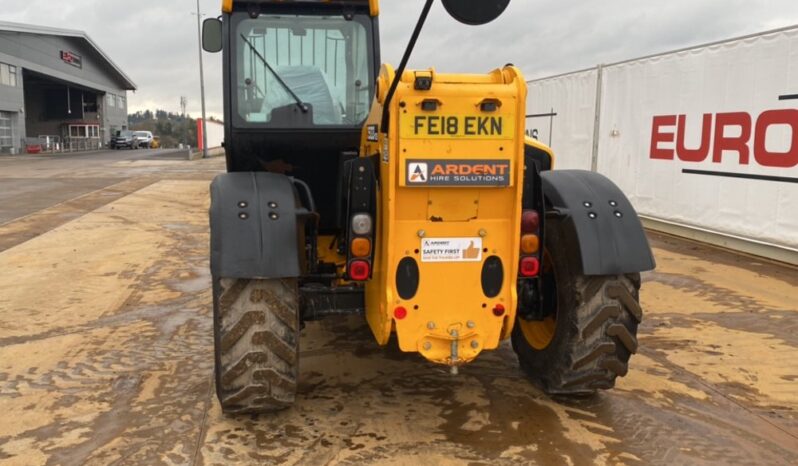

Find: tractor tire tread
<box><xmin>214</xmin><ymin>278</ymin><xmax>299</xmax><ymax>414</ymax></box>
<box><xmin>607</xmin><ymin>283</ymin><xmax>643</xmax><ymax>322</ymax></box>
<box><xmin>581</xmin><ymin>304</ymin><xmax>621</xmax><ymax>338</ymax></box>
<box><xmin>607</xmin><ymin>323</ymin><xmax>639</xmax><ymax>354</ymax></box>
<box><xmin>556</xmin><ymin>274</ymin><xmax>641</xmax><ymax>394</ymax></box>
<box><xmin>513</xmin><ymin>269</ymin><xmax>642</xmax><ymax>397</ymax></box>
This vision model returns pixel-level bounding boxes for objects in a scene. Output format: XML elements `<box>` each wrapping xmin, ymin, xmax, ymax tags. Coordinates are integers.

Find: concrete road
<box><xmin>0</xmin><ymin>152</ymin><xmax>796</xmax><ymax>465</ymax></box>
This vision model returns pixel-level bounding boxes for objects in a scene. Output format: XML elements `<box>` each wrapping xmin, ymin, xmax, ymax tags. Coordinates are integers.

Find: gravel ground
<box><xmin>0</xmin><ymin>151</ymin><xmax>795</xmax><ymax>465</ymax></box>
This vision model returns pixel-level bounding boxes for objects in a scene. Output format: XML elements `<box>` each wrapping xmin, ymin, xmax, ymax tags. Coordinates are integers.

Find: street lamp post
<box><xmin>195</xmin><ymin>0</ymin><xmax>209</xmax><ymax>159</ymax></box>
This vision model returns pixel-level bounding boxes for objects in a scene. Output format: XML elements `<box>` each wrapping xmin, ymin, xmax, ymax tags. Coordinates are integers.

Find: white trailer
<box><xmin>527</xmin><ymin>25</ymin><xmax>798</xmax><ymax>264</ymax></box>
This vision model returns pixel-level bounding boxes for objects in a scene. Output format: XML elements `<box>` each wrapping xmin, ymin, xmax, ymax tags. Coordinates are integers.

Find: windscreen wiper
<box><xmin>239</xmin><ymin>34</ymin><xmax>308</xmax><ymax>113</ymax></box>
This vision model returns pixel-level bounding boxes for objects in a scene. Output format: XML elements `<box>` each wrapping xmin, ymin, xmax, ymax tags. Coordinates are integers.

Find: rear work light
<box><xmin>521</xmin><ymin>210</ymin><xmax>540</xmax><ymax>233</ymax></box>
<box><xmin>351</xmin><ymin>214</ymin><xmax>373</xmax><ymax>235</ymax></box>
<box><xmin>520</xmin><ymin>257</ymin><xmax>540</xmax><ymax>277</ymax></box>
<box><xmin>348</xmin><ymin>260</ymin><xmax>371</xmax><ymax>281</ymax></box>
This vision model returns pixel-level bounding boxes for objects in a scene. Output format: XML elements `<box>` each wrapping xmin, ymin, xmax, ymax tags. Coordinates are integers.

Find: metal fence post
<box><xmin>590</xmin><ymin>64</ymin><xmax>604</xmax><ymax>172</ymax></box>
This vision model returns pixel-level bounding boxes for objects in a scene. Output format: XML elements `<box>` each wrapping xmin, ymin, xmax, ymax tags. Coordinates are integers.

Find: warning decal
<box><xmin>421</xmin><ymin>237</ymin><xmax>483</xmax><ymax>263</ymax></box>
<box><xmin>367</xmin><ymin>124</ymin><xmax>379</xmax><ymax>142</ymax></box>
<box><xmin>406</xmin><ymin>159</ymin><xmax>511</xmax><ymax>186</ymax></box>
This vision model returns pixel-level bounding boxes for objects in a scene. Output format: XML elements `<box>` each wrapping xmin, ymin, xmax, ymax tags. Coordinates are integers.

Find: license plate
<box><xmin>401</xmin><ymin>113</ymin><xmax>514</xmax><ymax>140</ymax></box>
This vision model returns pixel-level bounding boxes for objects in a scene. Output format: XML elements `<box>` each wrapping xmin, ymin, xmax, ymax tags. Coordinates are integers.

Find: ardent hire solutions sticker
<box><xmin>421</xmin><ymin>237</ymin><xmax>483</xmax><ymax>263</ymax></box>
<box><xmin>407</xmin><ymin>159</ymin><xmax>510</xmax><ymax>186</ymax></box>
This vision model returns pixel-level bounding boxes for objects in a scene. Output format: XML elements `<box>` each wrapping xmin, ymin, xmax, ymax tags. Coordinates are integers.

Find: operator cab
<box><xmin>233</xmin><ymin>12</ymin><xmax>375</xmax><ymax>127</ymax></box>
<box><xmin>205</xmin><ymin>1</ymin><xmax>380</xmax><ymax>232</ymax></box>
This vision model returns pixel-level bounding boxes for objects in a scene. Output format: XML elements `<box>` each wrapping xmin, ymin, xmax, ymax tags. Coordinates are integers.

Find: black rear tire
<box><xmin>511</xmin><ymin>218</ymin><xmax>642</xmax><ymax>395</ymax></box>
<box><xmin>213</xmin><ymin>278</ymin><xmax>300</xmax><ymax>414</ymax></box>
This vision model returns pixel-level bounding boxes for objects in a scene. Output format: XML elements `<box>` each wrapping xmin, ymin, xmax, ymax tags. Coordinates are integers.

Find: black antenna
<box><xmin>380</xmin><ymin>0</ymin><xmax>435</xmax><ymax>133</ymax></box>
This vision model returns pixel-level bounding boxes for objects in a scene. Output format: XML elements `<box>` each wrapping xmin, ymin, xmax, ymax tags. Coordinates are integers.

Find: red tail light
<box><xmin>492</xmin><ymin>303</ymin><xmax>506</xmax><ymax>317</ymax></box>
<box><xmin>520</xmin><ymin>257</ymin><xmax>540</xmax><ymax>277</ymax></box>
<box><xmin>349</xmin><ymin>260</ymin><xmax>370</xmax><ymax>281</ymax></box>
<box><xmin>394</xmin><ymin>306</ymin><xmax>408</xmax><ymax>320</ymax></box>
<box><xmin>521</xmin><ymin>210</ymin><xmax>540</xmax><ymax>233</ymax></box>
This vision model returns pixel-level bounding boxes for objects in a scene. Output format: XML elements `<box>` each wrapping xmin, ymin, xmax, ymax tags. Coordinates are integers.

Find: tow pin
<box><xmin>450</xmin><ymin>329</ymin><xmax>459</xmax><ymax>376</ymax></box>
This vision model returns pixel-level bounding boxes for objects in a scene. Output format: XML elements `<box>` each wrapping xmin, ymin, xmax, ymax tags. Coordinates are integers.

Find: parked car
<box><xmin>133</xmin><ymin>131</ymin><xmax>154</xmax><ymax>149</ymax></box>
<box><xmin>111</xmin><ymin>130</ymin><xmax>136</xmax><ymax>149</ymax></box>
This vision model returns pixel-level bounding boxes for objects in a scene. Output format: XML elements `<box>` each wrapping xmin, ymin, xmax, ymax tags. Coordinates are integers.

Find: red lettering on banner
<box><xmin>652</xmin><ymin>109</ymin><xmax>798</xmax><ymax>169</ymax></box>
<box><xmin>754</xmin><ymin>109</ymin><xmax>798</xmax><ymax>168</ymax></box>
<box><xmin>650</xmin><ymin>115</ymin><xmax>676</xmax><ymax>159</ymax></box>
<box><xmin>676</xmin><ymin>114</ymin><xmax>712</xmax><ymax>162</ymax></box>
<box><xmin>712</xmin><ymin>112</ymin><xmax>751</xmax><ymax>165</ymax></box>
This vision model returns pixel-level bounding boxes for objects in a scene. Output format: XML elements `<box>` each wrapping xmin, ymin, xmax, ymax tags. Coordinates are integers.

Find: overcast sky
<box><xmin>4</xmin><ymin>0</ymin><xmax>798</xmax><ymax>119</ymax></box>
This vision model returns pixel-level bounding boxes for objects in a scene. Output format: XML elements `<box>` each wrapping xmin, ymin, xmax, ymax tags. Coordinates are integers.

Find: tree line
<box><xmin>128</xmin><ymin>110</ymin><xmax>221</xmax><ymax>149</ymax></box>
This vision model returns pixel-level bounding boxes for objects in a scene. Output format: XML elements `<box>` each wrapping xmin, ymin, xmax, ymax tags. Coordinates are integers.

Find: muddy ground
<box><xmin>0</xmin><ymin>151</ymin><xmax>796</xmax><ymax>465</ymax></box>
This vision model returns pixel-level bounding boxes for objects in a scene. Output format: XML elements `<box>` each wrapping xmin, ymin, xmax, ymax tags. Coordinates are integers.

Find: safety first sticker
<box><xmin>421</xmin><ymin>237</ymin><xmax>483</xmax><ymax>263</ymax></box>
<box><xmin>407</xmin><ymin>159</ymin><xmax>511</xmax><ymax>186</ymax></box>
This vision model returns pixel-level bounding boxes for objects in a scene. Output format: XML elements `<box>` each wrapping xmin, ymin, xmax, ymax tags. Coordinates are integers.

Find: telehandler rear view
<box><xmin>202</xmin><ymin>0</ymin><xmax>655</xmax><ymax>413</ymax></box>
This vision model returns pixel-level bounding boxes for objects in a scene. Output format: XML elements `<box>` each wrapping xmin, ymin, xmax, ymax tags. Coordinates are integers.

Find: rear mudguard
<box><xmin>210</xmin><ymin>172</ymin><xmax>312</xmax><ymax>279</ymax></box>
<box><xmin>540</xmin><ymin>170</ymin><xmax>655</xmax><ymax>275</ymax></box>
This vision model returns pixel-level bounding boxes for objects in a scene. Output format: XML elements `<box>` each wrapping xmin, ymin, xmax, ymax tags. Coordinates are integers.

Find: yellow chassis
<box><xmin>352</xmin><ymin>65</ymin><xmax>544</xmax><ymax>366</ymax></box>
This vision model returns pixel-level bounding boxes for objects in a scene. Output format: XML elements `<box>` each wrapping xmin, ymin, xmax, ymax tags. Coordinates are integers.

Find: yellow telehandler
<box><xmin>202</xmin><ymin>0</ymin><xmax>655</xmax><ymax>413</ymax></box>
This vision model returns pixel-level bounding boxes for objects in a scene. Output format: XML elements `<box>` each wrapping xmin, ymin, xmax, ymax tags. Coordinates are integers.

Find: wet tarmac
<box><xmin>0</xmin><ymin>151</ymin><xmax>796</xmax><ymax>465</ymax></box>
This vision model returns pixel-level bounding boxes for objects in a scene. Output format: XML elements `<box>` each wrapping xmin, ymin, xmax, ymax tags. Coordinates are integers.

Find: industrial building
<box><xmin>0</xmin><ymin>21</ymin><xmax>136</xmax><ymax>154</ymax></box>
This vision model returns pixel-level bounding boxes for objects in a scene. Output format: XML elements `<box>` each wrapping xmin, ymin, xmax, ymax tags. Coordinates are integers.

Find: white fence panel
<box><xmin>527</xmin><ymin>26</ymin><xmax>798</xmax><ymax>255</ymax></box>
<box><xmin>526</xmin><ymin>69</ymin><xmax>597</xmax><ymax>170</ymax></box>
<box><xmin>597</xmin><ymin>27</ymin><xmax>798</xmax><ymax>250</ymax></box>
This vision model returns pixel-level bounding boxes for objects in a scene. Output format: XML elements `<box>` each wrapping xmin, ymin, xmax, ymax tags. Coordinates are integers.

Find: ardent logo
<box><xmin>405</xmin><ymin>159</ymin><xmax>511</xmax><ymax>186</ymax></box>
<box><xmin>430</xmin><ymin>163</ymin><xmax>509</xmax><ymax>176</ymax></box>
<box><xmin>408</xmin><ymin>163</ymin><xmax>428</xmax><ymax>183</ymax></box>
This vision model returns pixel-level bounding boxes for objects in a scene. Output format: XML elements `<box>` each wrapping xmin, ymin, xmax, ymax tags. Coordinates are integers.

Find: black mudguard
<box><xmin>541</xmin><ymin>170</ymin><xmax>656</xmax><ymax>276</ymax></box>
<box><xmin>210</xmin><ymin>172</ymin><xmax>311</xmax><ymax>279</ymax></box>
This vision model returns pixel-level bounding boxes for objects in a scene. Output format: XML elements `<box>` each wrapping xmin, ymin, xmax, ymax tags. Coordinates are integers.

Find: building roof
<box><xmin>0</xmin><ymin>20</ymin><xmax>136</xmax><ymax>90</ymax></box>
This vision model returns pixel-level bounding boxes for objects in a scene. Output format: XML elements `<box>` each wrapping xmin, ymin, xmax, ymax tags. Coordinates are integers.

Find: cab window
<box><xmin>234</xmin><ymin>13</ymin><xmax>373</xmax><ymax>127</ymax></box>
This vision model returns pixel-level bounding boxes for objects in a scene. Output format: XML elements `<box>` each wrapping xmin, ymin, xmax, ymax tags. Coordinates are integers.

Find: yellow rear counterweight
<box><xmin>360</xmin><ymin>66</ymin><xmax>528</xmax><ymax>366</ymax></box>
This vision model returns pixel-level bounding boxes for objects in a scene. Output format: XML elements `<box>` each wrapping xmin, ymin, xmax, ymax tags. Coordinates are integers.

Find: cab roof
<box><xmin>222</xmin><ymin>0</ymin><xmax>378</xmax><ymax>16</ymax></box>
